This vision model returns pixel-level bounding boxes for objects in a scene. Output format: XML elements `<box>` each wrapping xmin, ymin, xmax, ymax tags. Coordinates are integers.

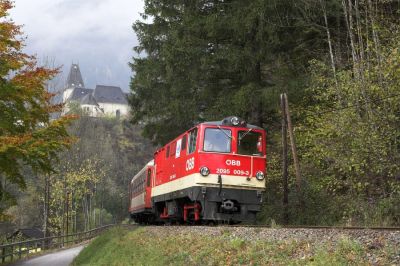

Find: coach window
<box><xmin>203</xmin><ymin>128</ymin><xmax>231</xmax><ymax>153</ymax></box>
<box><xmin>238</xmin><ymin>130</ymin><xmax>263</xmax><ymax>156</ymax></box>
<box><xmin>188</xmin><ymin>128</ymin><xmax>198</xmax><ymax>154</ymax></box>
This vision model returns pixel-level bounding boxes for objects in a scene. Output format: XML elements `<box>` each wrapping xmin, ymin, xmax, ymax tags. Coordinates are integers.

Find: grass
<box><xmin>72</xmin><ymin>227</ymin><xmax>398</xmax><ymax>266</ymax></box>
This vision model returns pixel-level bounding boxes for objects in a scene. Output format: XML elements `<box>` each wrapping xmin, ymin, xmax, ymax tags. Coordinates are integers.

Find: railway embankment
<box><xmin>72</xmin><ymin>225</ymin><xmax>399</xmax><ymax>265</ymax></box>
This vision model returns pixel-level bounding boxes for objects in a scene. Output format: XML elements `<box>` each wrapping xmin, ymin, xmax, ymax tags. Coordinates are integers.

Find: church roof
<box><xmin>66</xmin><ymin>64</ymin><xmax>85</xmax><ymax>88</ymax></box>
<box><xmin>80</xmin><ymin>93</ymin><xmax>98</xmax><ymax>106</ymax></box>
<box><xmin>93</xmin><ymin>85</ymin><xmax>128</xmax><ymax>104</ymax></box>
<box><xmin>69</xmin><ymin>88</ymin><xmax>93</xmax><ymax>101</ymax></box>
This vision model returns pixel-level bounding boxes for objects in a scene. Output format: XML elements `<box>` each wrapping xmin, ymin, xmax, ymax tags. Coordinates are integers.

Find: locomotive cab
<box><xmin>193</xmin><ymin>117</ymin><xmax>266</xmax><ymax>222</ymax></box>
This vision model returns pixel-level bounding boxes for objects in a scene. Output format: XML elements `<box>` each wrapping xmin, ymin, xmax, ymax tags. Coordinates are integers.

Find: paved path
<box><xmin>12</xmin><ymin>245</ymin><xmax>85</xmax><ymax>266</ymax></box>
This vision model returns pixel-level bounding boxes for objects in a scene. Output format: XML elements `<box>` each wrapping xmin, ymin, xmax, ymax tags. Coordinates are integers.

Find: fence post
<box><xmin>2</xmin><ymin>246</ymin><xmax>5</xmax><ymax>263</ymax></box>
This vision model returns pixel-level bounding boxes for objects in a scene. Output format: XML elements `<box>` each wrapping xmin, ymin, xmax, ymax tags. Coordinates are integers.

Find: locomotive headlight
<box><xmin>256</xmin><ymin>171</ymin><xmax>265</xmax><ymax>181</ymax></box>
<box><xmin>200</xmin><ymin>166</ymin><xmax>210</xmax><ymax>176</ymax></box>
<box><xmin>231</xmin><ymin>116</ymin><xmax>240</xmax><ymax>126</ymax></box>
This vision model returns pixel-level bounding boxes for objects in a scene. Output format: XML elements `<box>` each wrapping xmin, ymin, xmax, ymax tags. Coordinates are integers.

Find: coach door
<box><xmin>145</xmin><ymin>167</ymin><xmax>153</xmax><ymax>208</ymax></box>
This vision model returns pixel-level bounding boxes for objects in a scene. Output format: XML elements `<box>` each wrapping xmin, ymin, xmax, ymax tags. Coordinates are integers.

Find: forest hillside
<box><xmin>129</xmin><ymin>0</ymin><xmax>400</xmax><ymax>226</ymax></box>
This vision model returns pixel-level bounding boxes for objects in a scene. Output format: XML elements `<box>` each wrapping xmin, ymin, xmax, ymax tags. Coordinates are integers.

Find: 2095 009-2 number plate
<box><xmin>215</xmin><ymin>168</ymin><xmax>250</xmax><ymax>176</ymax></box>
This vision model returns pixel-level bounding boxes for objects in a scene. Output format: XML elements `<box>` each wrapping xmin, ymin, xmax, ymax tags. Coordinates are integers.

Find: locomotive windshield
<box><xmin>203</xmin><ymin>128</ymin><xmax>232</xmax><ymax>153</ymax></box>
<box><xmin>238</xmin><ymin>130</ymin><xmax>263</xmax><ymax>156</ymax></box>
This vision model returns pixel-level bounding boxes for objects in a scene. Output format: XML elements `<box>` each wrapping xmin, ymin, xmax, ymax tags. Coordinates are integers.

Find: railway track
<box><xmin>226</xmin><ymin>224</ymin><xmax>400</xmax><ymax>231</ymax></box>
<box><xmin>133</xmin><ymin>223</ymin><xmax>400</xmax><ymax>231</ymax></box>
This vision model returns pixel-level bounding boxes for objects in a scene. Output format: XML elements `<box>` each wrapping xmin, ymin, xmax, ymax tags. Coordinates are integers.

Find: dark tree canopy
<box><xmin>129</xmin><ymin>0</ymin><xmax>339</xmax><ymax>145</ymax></box>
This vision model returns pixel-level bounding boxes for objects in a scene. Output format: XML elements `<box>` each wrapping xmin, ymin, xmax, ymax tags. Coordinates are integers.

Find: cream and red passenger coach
<box><xmin>129</xmin><ymin>116</ymin><xmax>266</xmax><ymax>224</ymax></box>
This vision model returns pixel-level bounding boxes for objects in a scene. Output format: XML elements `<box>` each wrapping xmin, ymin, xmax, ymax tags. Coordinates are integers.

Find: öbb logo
<box><xmin>186</xmin><ymin>157</ymin><xmax>195</xmax><ymax>171</ymax></box>
<box><xmin>225</xmin><ymin>160</ymin><xmax>241</xmax><ymax>166</ymax></box>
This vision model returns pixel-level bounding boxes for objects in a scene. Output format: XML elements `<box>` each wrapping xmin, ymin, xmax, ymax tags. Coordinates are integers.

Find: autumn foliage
<box><xmin>0</xmin><ymin>0</ymin><xmax>74</xmax><ymax>214</ymax></box>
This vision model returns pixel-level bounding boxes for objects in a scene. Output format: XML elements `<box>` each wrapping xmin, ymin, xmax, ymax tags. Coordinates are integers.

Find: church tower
<box><xmin>63</xmin><ymin>64</ymin><xmax>85</xmax><ymax>102</ymax></box>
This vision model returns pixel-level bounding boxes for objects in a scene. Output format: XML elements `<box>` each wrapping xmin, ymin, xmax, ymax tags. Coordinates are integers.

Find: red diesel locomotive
<box><xmin>129</xmin><ymin>116</ymin><xmax>266</xmax><ymax>224</ymax></box>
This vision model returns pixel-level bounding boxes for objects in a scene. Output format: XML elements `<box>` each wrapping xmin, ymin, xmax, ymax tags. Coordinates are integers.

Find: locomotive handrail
<box><xmin>0</xmin><ymin>224</ymin><xmax>118</xmax><ymax>264</ymax></box>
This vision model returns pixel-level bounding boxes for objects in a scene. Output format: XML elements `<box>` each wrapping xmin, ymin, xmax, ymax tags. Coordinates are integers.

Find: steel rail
<box><xmin>224</xmin><ymin>224</ymin><xmax>400</xmax><ymax>231</ymax></box>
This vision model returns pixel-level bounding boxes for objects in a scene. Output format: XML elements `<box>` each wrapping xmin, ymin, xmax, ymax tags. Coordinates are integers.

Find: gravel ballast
<box><xmin>145</xmin><ymin>226</ymin><xmax>399</xmax><ymax>247</ymax></box>
<box><xmin>143</xmin><ymin>226</ymin><xmax>400</xmax><ymax>264</ymax></box>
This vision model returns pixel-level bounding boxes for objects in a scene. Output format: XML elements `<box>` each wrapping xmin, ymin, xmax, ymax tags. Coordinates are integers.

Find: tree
<box><xmin>129</xmin><ymin>0</ymin><xmax>334</xmax><ymax>145</ymax></box>
<box><xmin>48</xmin><ymin>159</ymin><xmax>104</xmax><ymax>234</ymax></box>
<box><xmin>0</xmin><ymin>0</ymin><xmax>74</xmax><ymax>216</ymax></box>
<box><xmin>296</xmin><ymin>19</ymin><xmax>400</xmax><ymax>226</ymax></box>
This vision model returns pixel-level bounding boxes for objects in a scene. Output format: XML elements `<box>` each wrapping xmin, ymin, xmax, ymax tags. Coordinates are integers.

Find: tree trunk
<box><xmin>82</xmin><ymin>198</ymin><xmax>87</xmax><ymax>231</ymax></box>
<box><xmin>354</xmin><ymin>0</ymin><xmax>365</xmax><ymax>73</ymax></box>
<box><xmin>320</xmin><ymin>0</ymin><xmax>341</xmax><ymax>102</ymax></box>
<box><xmin>342</xmin><ymin>0</ymin><xmax>359</xmax><ymax>78</ymax></box>
<box><xmin>43</xmin><ymin>175</ymin><xmax>50</xmax><ymax>237</ymax></box>
<box><xmin>367</xmin><ymin>0</ymin><xmax>383</xmax><ymax>85</ymax></box>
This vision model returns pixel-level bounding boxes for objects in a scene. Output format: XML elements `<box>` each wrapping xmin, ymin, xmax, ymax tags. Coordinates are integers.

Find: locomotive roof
<box><xmin>201</xmin><ymin>121</ymin><xmax>263</xmax><ymax>130</ymax></box>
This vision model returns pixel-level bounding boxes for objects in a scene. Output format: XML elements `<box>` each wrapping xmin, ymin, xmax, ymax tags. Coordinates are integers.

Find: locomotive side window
<box><xmin>238</xmin><ymin>130</ymin><xmax>263</xmax><ymax>156</ymax></box>
<box><xmin>188</xmin><ymin>128</ymin><xmax>198</xmax><ymax>154</ymax></box>
<box><xmin>181</xmin><ymin>135</ymin><xmax>187</xmax><ymax>151</ymax></box>
<box><xmin>203</xmin><ymin>128</ymin><xmax>232</xmax><ymax>153</ymax></box>
<box><xmin>166</xmin><ymin>146</ymin><xmax>170</xmax><ymax>158</ymax></box>
<box><xmin>171</xmin><ymin>142</ymin><xmax>176</xmax><ymax>157</ymax></box>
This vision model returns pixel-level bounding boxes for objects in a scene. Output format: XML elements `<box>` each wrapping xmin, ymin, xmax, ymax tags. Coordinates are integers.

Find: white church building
<box><xmin>62</xmin><ymin>64</ymin><xmax>130</xmax><ymax>118</ymax></box>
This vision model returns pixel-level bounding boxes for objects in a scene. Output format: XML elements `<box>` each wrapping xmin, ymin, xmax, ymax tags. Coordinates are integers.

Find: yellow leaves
<box><xmin>52</xmin><ymin>158</ymin><xmax>105</xmax><ymax>200</ymax></box>
<box><xmin>47</xmin><ymin>158</ymin><xmax>107</xmax><ymax>232</ymax></box>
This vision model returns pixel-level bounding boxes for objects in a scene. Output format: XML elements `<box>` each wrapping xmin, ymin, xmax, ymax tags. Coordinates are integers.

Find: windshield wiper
<box><xmin>217</xmin><ymin>125</ymin><xmax>233</xmax><ymax>140</ymax></box>
<box><xmin>239</xmin><ymin>128</ymin><xmax>253</xmax><ymax>141</ymax></box>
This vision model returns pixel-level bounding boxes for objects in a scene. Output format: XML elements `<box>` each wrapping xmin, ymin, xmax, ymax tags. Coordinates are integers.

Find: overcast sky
<box><xmin>10</xmin><ymin>0</ymin><xmax>144</xmax><ymax>91</ymax></box>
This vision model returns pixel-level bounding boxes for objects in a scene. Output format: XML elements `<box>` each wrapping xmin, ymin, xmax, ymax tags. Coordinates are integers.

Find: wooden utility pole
<box><xmin>280</xmin><ymin>94</ymin><xmax>289</xmax><ymax>224</ymax></box>
<box><xmin>283</xmin><ymin>93</ymin><xmax>302</xmax><ymax>195</ymax></box>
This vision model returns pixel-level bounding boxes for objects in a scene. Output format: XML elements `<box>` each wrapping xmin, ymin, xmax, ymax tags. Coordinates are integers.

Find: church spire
<box><xmin>66</xmin><ymin>63</ymin><xmax>84</xmax><ymax>88</ymax></box>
